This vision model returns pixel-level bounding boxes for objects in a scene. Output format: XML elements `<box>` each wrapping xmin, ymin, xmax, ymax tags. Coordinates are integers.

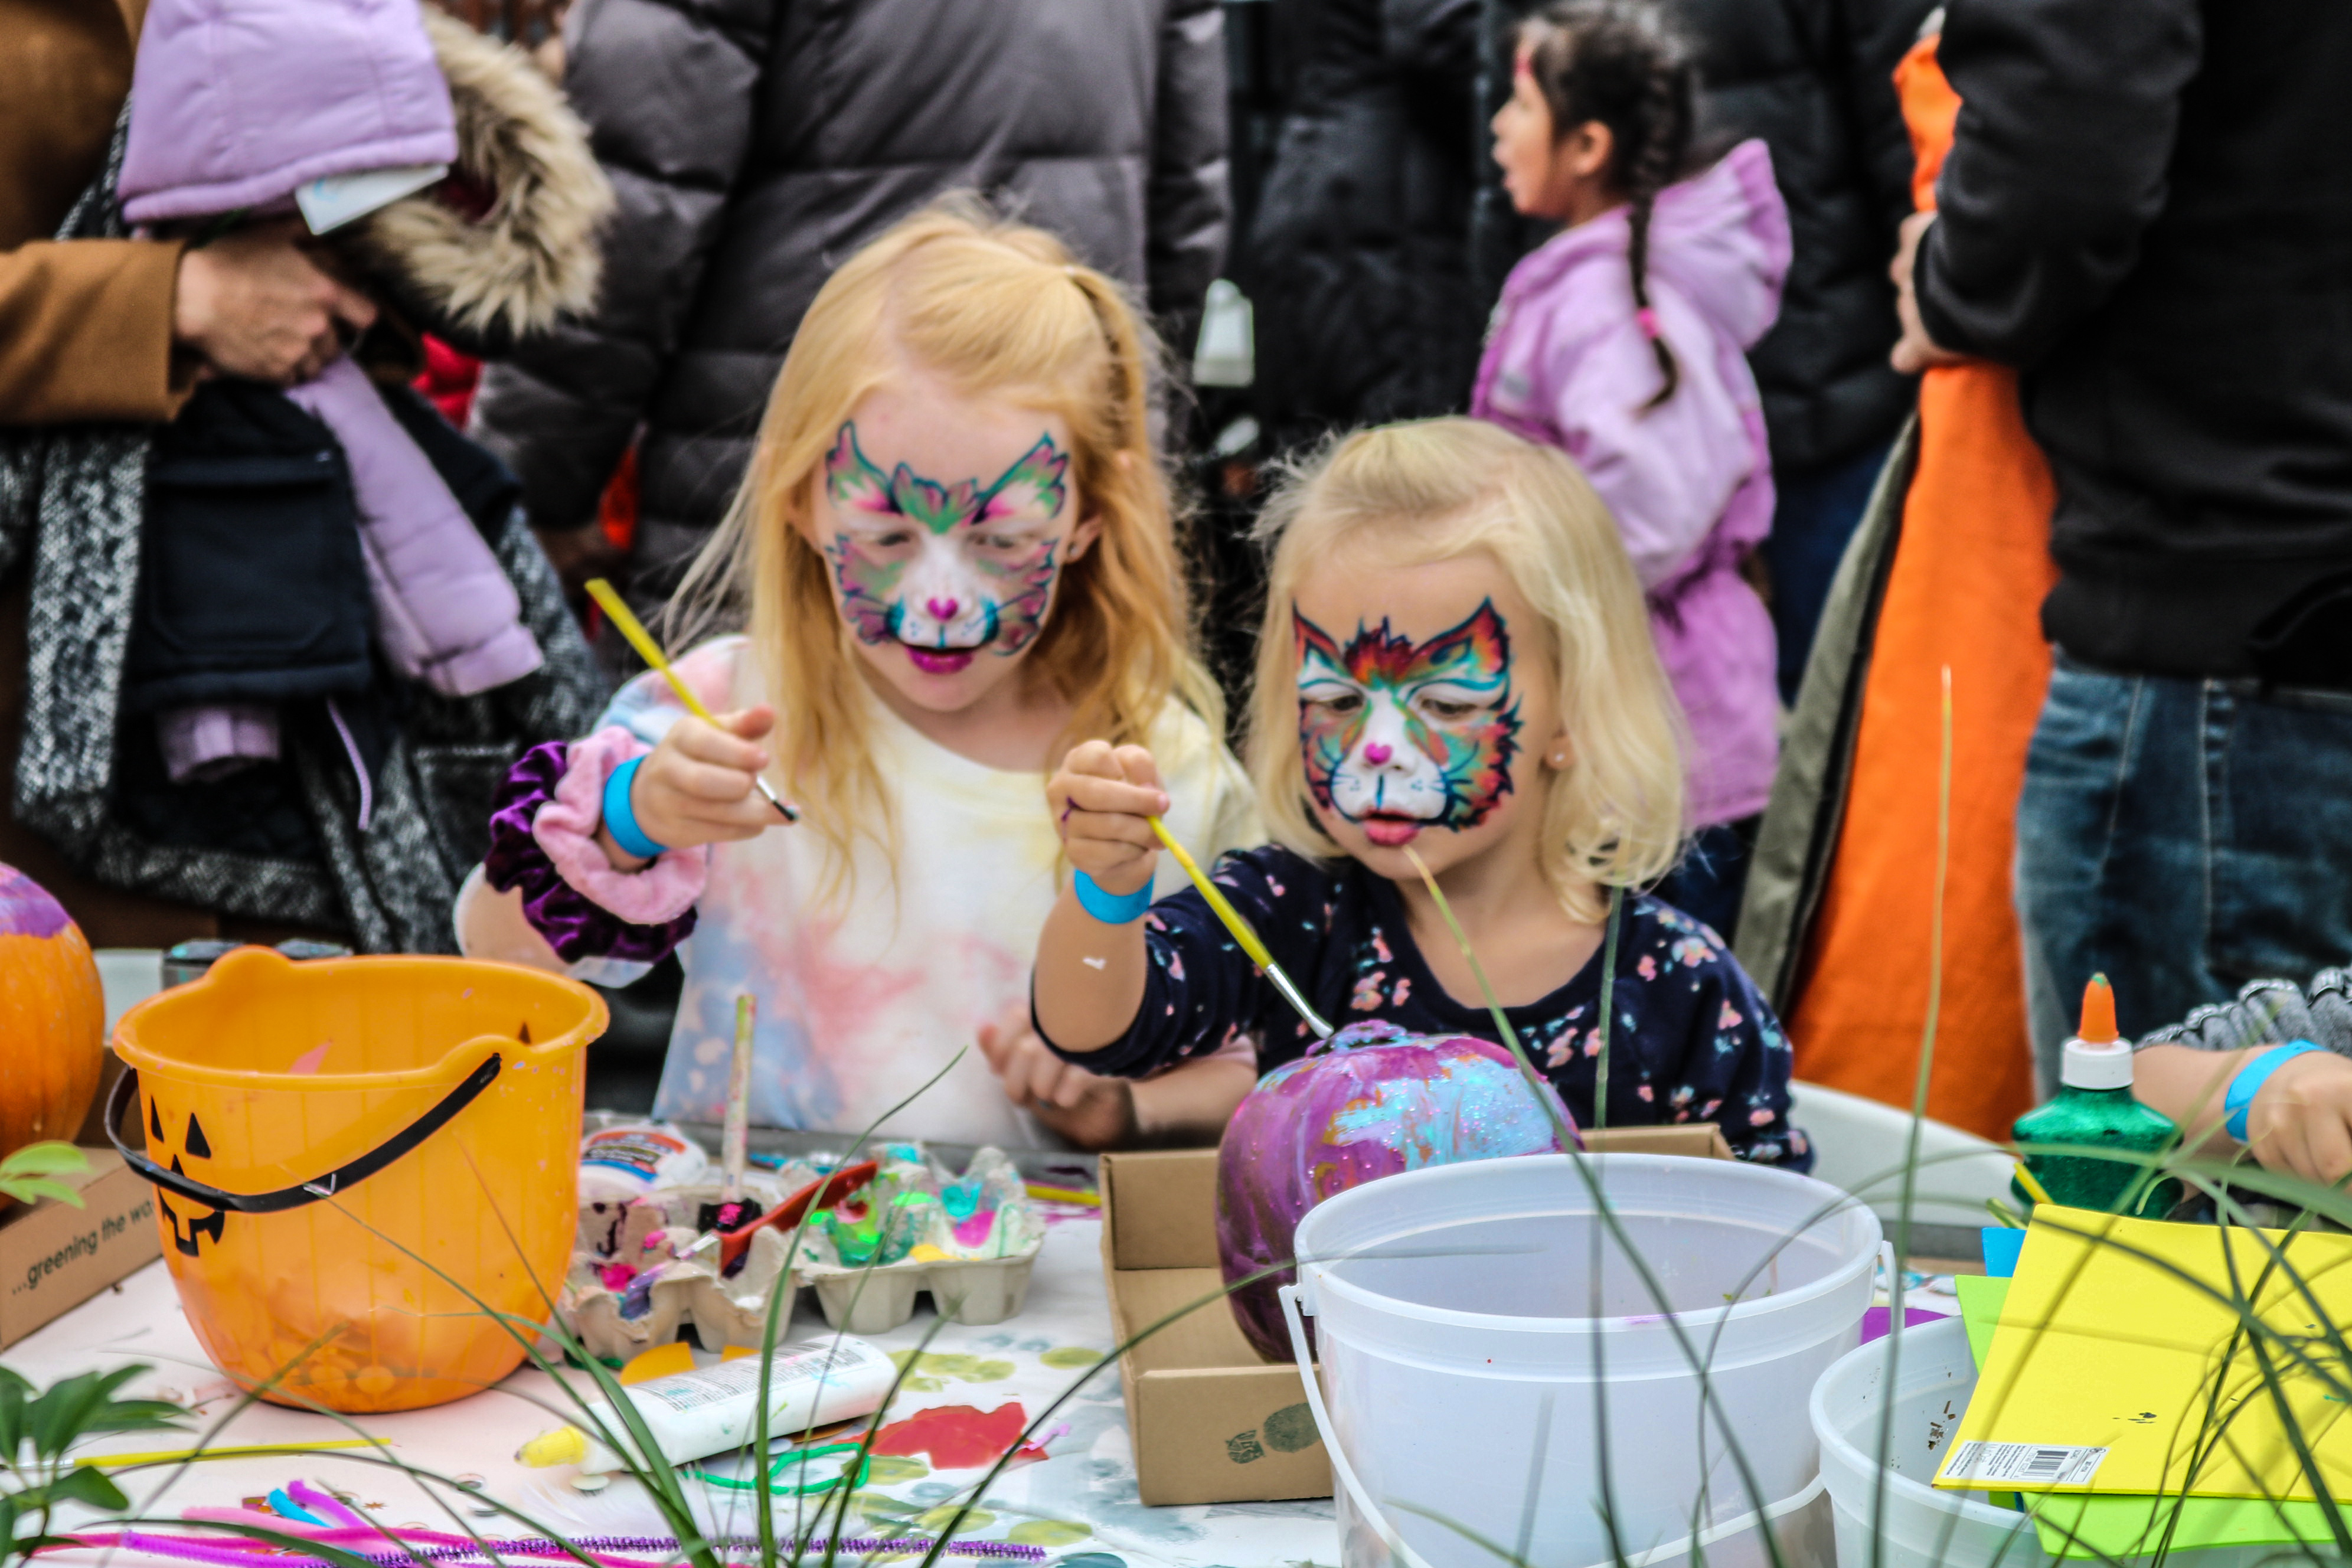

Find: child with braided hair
<box><xmin>1478</xmin><ymin>0</ymin><xmax>1789</xmax><ymax>938</ymax></box>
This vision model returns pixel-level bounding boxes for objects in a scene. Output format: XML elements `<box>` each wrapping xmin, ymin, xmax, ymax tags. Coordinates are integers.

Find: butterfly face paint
<box><xmin>821</xmin><ymin>423</ymin><xmax>1070</xmax><ymax>675</ymax></box>
<box><xmin>1295</xmin><ymin>602</ymin><xmax>1522</xmax><ymax>848</ymax></box>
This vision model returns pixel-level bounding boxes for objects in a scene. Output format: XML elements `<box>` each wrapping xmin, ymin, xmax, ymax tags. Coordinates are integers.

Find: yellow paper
<box><xmin>1935</xmin><ymin>1205</ymin><xmax>2352</xmax><ymax>1502</ymax></box>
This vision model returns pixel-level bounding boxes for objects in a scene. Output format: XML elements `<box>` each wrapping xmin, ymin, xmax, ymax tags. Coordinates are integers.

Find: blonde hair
<box><xmin>669</xmin><ymin>198</ymin><xmax>1221</xmax><ymax>879</ymax></box>
<box><xmin>1244</xmin><ymin>418</ymin><xmax>1684</xmax><ymax>922</ymax></box>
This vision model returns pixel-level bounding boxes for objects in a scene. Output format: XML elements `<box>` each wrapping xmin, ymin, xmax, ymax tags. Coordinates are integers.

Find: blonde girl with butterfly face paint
<box><xmin>458</xmin><ymin>203</ymin><xmax>1262</xmax><ymax>1151</ymax></box>
<box><xmin>1035</xmin><ymin>419</ymin><xmax>1811</xmax><ymax>1168</ymax></box>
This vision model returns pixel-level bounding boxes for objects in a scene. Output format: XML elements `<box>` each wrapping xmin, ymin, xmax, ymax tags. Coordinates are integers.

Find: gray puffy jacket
<box><xmin>471</xmin><ymin>0</ymin><xmax>1230</xmax><ymax>576</ymax></box>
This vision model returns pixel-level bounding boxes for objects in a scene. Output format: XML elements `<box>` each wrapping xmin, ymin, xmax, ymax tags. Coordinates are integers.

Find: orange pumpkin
<box><xmin>0</xmin><ymin>863</ymin><xmax>104</xmax><ymax>1166</ymax></box>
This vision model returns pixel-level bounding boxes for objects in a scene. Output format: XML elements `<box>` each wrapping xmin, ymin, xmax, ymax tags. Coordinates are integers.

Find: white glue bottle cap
<box><xmin>2060</xmin><ymin>974</ymin><xmax>2133</xmax><ymax>1090</ymax></box>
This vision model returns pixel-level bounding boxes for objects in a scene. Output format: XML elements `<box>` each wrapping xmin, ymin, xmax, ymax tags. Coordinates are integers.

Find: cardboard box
<box><xmin>1099</xmin><ymin>1148</ymin><xmax>1331</xmax><ymax>1506</ymax></box>
<box><xmin>0</xmin><ymin>1148</ymin><xmax>163</xmax><ymax>1349</ymax></box>
<box><xmin>1582</xmin><ymin>1122</ymin><xmax>1735</xmax><ymax>1160</ymax></box>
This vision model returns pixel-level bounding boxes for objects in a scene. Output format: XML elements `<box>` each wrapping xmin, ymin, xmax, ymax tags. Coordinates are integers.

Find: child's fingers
<box><xmin>997</xmin><ymin>1035</ymin><xmax>1066</xmax><ymax>1110</ymax></box>
<box><xmin>1060</xmin><ymin>739</ymin><xmax>1125</xmax><ymax>780</ymax></box>
<box><xmin>1047</xmin><ymin>1059</ymin><xmax>1102</xmax><ymax>1111</ymax></box>
<box><xmin>1057</xmin><ymin>770</ymin><xmax>1169</xmax><ymax>822</ymax></box>
<box><xmin>2307</xmin><ymin>1112</ymin><xmax>2352</xmax><ymax>1188</ymax></box>
<box><xmin>721</xmin><ymin>704</ymin><xmax>777</xmax><ymax>741</ymax></box>
<box><xmin>975</xmin><ymin>1021</ymin><xmax>1010</xmax><ymax>1074</ymax></box>
<box><xmin>1063</xmin><ymin>808</ymin><xmax>1162</xmax><ymax>855</ymax></box>
<box><xmin>1110</xmin><ymin>744</ymin><xmax>1164</xmax><ymax>795</ymax></box>
<box><xmin>670</xmin><ymin>715</ymin><xmax>770</xmax><ymax>773</ymax></box>
<box><xmin>664</xmin><ymin>753</ymin><xmax>764</xmax><ymax>804</ymax></box>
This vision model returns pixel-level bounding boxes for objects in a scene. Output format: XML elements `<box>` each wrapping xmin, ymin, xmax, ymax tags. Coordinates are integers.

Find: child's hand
<box><xmin>2245</xmin><ymin>1047</ymin><xmax>2352</xmax><ymax>1187</ymax></box>
<box><xmin>1048</xmin><ymin>740</ymin><xmax>1170</xmax><ymax>896</ymax></box>
<box><xmin>977</xmin><ymin>1005</ymin><xmax>1135</xmax><ymax>1149</ymax></box>
<box><xmin>608</xmin><ymin>705</ymin><xmax>780</xmax><ymax>861</ymax></box>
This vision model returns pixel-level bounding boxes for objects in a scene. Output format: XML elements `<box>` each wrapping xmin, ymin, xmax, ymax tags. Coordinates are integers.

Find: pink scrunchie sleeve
<box><xmin>533</xmin><ymin>726</ymin><xmax>708</xmax><ymax>923</ymax></box>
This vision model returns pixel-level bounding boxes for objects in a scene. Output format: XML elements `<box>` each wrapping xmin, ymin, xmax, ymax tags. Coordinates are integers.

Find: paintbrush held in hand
<box><xmin>582</xmin><ymin>578</ymin><xmax>799</xmax><ymax>823</ymax></box>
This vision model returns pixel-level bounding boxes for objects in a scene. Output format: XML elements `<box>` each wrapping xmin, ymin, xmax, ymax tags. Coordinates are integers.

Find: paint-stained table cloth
<box><xmin>1</xmin><ymin>1220</ymin><xmax>1338</xmax><ymax>1568</ymax></box>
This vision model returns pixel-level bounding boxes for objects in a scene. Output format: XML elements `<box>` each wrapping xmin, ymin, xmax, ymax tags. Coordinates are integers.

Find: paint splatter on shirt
<box><xmin>558</xmin><ymin>637</ymin><xmax>1260</xmax><ymax>1145</ymax></box>
<box><xmin>1047</xmin><ymin>843</ymin><xmax>1809</xmax><ymax>1167</ymax></box>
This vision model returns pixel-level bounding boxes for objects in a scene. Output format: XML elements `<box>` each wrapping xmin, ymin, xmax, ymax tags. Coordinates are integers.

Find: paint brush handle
<box><xmin>1145</xmin><ymin>815</ymin><xmax>1334</xmax><ymax>1040</ymax></box>
<box><xmin>721</xmin><ymin>994</ymin><xmax>754</xmax><ymax>1200</ymax></box>
<box><xmin>583</xmin><ymin>579</ymin><xmax>800</xmax><ymax>824</ymax></box>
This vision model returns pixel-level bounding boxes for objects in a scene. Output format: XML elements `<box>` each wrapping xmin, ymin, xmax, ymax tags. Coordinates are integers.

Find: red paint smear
<box><xmin>868</xmin><ymin>1403</ymin><xmax>1028</xmax><ymax>1469</ymax></box>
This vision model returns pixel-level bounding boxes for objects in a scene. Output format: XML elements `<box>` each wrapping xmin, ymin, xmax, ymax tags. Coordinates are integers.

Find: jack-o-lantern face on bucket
<box><xmin>148</xmin><ymin>1098</ymin><xmax>224</xmax><ymax>1256</ymax></box>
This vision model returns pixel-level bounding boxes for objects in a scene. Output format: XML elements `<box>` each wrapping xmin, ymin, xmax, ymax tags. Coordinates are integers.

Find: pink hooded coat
<box><xmin>1474</xmin><ymin>139</ymin><xmax>1791</xmax><ymax>828</ymax></box>
<box><xmin>117</xmin><ymin>0</ymin><xmax>542</xmax><ymax>780</ymax></box>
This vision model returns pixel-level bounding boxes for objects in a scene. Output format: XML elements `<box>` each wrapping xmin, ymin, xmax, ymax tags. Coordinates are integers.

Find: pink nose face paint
<box><xmin>1294</xmin><ymin>600</ymin><xmax>1522</xmax><ymax>838</ymax></box>
<box><xmin>820</xmin><ymin>423</ymin><xmax>1071</xmax><ymax>668</ymax></box>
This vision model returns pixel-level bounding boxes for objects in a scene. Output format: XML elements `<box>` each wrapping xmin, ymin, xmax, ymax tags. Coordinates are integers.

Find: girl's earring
<box><xmin>1548</xmin><ymin>747</ymin><xmax>1573</xmax><ymax>769</ymax></box>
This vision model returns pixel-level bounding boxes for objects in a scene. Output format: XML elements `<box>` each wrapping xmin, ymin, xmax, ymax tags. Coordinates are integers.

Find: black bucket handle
<box><xmin>106</xmin><ymin>1052</ymin><xmax>504</xmax><ymax>1214</ymax></box>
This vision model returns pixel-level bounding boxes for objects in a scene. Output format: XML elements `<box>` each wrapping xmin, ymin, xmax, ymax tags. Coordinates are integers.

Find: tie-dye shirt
<box><xmin>571</xmin><ymin>637</ymin><xmax>1260</xmax><ymax>1146</ymax></box>
<box><xmin>1043</xmin><ymin>843</ymin><xmax>1810</xmax><ymax>1167</ymax></box>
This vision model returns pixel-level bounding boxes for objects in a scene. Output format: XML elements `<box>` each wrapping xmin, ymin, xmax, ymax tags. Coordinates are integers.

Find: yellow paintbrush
<box><xmin>1146</xmin><ymin>815</ymin><xmax>1333</xmax><ymax>1040</ymax></box>
<box><xmin>584</xmin><ymin>579</ymin><xmax>798</xmax><ymax>823</ymax></box>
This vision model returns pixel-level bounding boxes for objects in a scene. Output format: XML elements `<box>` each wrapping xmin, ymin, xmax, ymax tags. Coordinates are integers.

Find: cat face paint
<box><xmin>821</xmin><ymin>423</ymin><xmax>1070</xmax><ymax>674</ymax></box>
<box><xmin>1295</xmin><ymin>601</ymin><xmax>1522</xmax><ymax>848</ymax></box>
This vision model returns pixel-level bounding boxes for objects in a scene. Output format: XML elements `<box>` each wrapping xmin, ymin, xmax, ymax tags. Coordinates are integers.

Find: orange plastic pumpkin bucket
<box><xmin>109</xmin><ymin>949</ymin><xmax>606</xmax><ymax>1412</ymax></box>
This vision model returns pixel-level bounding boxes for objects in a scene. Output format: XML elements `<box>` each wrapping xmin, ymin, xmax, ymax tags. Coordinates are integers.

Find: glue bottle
<box><xmin>2011</xmin><ymin>975</ymin><xmax>2182</xmax><ymax>1217</ymax></box>
<box><xmin>517</xmin><ymin>1335</ymin><xmax>896</xmax><ymax>1474</ymax></box>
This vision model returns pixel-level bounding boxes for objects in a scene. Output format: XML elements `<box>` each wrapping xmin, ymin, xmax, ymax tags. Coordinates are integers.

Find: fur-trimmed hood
<box><xmin>117</xmin><ymin>0</ymin><xmax>611</xmax><ymax>352</ymax></box>
<box><xmin>356</xmin><ymin>11</ymin><xmax>614</xmax><ymax>352</ymax></box>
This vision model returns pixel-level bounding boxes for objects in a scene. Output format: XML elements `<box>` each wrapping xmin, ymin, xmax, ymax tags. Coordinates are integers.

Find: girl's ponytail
<box><xmin>1522</xmin><ymin>0</ymin><xmax>1697</xmax><ymax>411</ymax></box>
<box><xmin>1624</xmin><ymin>50</ymin><xmax>1686</xmax><ymax>409</ymax></box>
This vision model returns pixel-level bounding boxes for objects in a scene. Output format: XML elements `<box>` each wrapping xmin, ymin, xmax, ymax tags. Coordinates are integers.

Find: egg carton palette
<box><xmin>558</xmin><ymin>1175</ymin><xmax>804</xmax><ymax>1361</ymax></box>
<box><xmin>797</xmin><ymin>1233</ymin><xmax>1046</xmax><ymax>1333</ymax></box>
<box><xmin>786</xmin><ymin>1144</ymin><xmax>1046</xmax><ymax>1334</ymax></box>
<box><xmin>557</xmin><ymin>1145</ymin><xmax>1046</xmax><ymax>1355</ymax></box>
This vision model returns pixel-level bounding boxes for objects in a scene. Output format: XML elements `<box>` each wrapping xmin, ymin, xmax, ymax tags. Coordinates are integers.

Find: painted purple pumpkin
<box><xmin>1217</xmin><ymin>1021</ymin><xmax>1577</xmax><ymax>1361</ymax></box>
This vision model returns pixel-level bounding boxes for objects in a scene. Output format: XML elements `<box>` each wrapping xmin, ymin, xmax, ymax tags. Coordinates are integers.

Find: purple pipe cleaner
<box><xmin>64</xmin><ymin>1530</ymin><xmax>1048</xmax><ymax>1566</ymax></box>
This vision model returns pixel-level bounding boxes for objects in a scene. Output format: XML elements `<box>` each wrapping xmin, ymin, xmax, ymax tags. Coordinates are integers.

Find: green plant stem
<box><xmin>1595</xmin><ymin>884</ymin><xmax>1623</xmax><ymax>1131</ymax></box>
<box><xmin>1869</xmin><ymin>665</ymin><xmax>1952</xmax><ymax>1568</ymax></box>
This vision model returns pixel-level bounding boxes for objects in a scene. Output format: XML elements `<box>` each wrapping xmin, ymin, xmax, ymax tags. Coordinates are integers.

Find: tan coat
<box><xmin>0</xmin><ymin>0</ymin><xmax>191</xmax><ymax>426</ymax></box>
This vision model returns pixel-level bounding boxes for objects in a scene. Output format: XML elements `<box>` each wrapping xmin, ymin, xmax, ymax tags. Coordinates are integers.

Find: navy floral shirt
<box><xmin>1046</xmin><ymin>844</ymin><xmax>1810</xmax><ymax>1167</ymax></box>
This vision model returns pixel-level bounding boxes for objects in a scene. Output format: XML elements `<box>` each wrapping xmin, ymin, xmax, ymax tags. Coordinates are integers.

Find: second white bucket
<box><xmin>1285</xmin><ymin>1152</ymin><xmax>1881</xmax><ymax>1568</ymax></box>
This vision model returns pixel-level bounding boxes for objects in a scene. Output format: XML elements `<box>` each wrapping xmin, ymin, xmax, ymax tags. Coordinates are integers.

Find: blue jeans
<box><xmin>1761</xmin><ymin>440</ymin><xmax>1893</xmax><ymax>705</ymax></box>
<box><xmin>2014</xmin><ymin>658</ymin><xmax>2352</xmax><ymax>1093</ymax></box>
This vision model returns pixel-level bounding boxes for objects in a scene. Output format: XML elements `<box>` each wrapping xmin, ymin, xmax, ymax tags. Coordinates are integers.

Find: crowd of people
<box><xmin>4</xmin><ymin>0</ymin><xmax>2348</xmax><ymax>1181</ymax></box>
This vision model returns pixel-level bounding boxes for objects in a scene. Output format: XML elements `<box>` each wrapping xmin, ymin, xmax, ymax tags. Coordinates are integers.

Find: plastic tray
<box><xmin>796</xmin><ymin>1237</ymin><xmax>1045</xmax><ymax>1334</ymax></box>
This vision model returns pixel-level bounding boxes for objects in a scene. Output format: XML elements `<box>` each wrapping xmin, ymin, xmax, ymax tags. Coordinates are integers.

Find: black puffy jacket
<box><xmin>472</xmin><ymin>0</ymin><xmax>1230</xmax><ymax>577</ymax></box>
<box><xmin>1917</xmin><ymin>0</ymin><xmax>2352</xmax><ymax>682</ymax></box>
<box><xmin>1241</xmin><ymin>0</ymin><xmax>1485</xmax><ymax>450</ymax></box>
<box><xmin>1670</xmin><ymin>0</ymin><xmax>1932</xmax><ymax>473</ymax></box>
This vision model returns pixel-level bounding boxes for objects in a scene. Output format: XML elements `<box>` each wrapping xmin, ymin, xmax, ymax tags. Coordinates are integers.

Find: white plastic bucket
<box><xmin>1283</xmin><ymin>1153</ymin><xmax>1881</xmax><ymax>1568</ymax></box>
<box><xmin>1810</xmin><ymin>1315</ymin><xmax>2042</xmax><ymax>1568</ymax></box>
<box><xmin>1809</xmin><ymin>1315</ymin><xmax>2272</xmax><ymax>1568</ymax></box>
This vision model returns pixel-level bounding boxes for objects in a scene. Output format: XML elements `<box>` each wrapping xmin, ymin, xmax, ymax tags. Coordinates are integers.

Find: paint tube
<box><xmin>517</xmin><ymin>1336</ymin><xmax>897</xmax><ymax>1474</ymax></box>
<box><xmin>578</xmin><ymin>1123</ymin><xmax>710</xmax><ymax>1204</ymax></box>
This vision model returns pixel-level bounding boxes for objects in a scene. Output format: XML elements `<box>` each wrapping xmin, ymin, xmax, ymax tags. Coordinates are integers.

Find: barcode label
<box><xmin>1939</xmin><ymin>1440</ymin><xmax>2109</xmax><ymax>1487</ymax></box>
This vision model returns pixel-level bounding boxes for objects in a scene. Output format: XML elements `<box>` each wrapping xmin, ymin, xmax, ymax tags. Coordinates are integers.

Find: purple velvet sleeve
<box><xmin>484</xmin><ymin>740</ymin><xmax>696</xmax><ymax>965</ymax></box>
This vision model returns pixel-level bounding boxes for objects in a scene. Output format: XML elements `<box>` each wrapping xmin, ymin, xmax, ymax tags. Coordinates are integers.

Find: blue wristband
<box><xmin>2224</xmin><ymin>1040</ymin><xmax>2329</xmax><ymax>1142</ymax></box>
<box><xmin>1072</xmin><ymin>868</ymin><xmax>1154</xmax><ymax>925</ymax></box>
<box><xmin>602</xmin><ymin>754</ymin><xmax>667</xmax><ymax>861</ymax></box>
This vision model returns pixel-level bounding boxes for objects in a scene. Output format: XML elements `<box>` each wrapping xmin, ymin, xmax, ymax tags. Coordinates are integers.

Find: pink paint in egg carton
<box><xmin>791</xmin><ymin>1145</ymin><xmax>1046</xmax><ymax>1334</ymax></box>
<box><xmin>558</xmin><ymin>1171</ymin><xmax>814</xmax><ymax>1360</ymax></box>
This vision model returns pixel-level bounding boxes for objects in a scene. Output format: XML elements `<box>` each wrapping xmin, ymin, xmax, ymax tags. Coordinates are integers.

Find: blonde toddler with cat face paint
<box><xmin>458</xmin><ymin>205</ymin><xmax>1260</xmax><ymax>1149</ymax></box>
<box><xmin>1035</xmin><ymin>419</ymin><xmax>1808</xmax><ymax>1165</ymax></box>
